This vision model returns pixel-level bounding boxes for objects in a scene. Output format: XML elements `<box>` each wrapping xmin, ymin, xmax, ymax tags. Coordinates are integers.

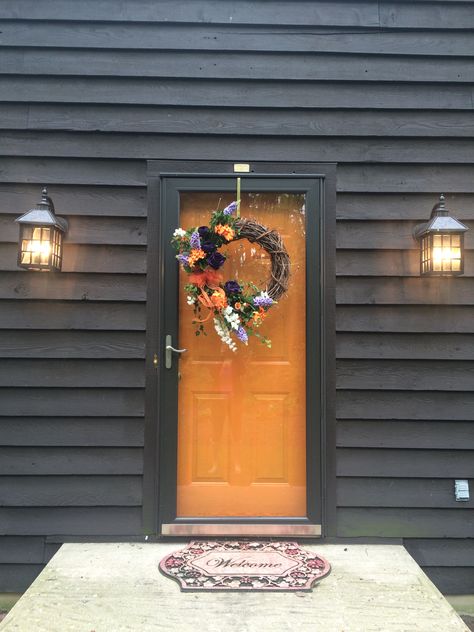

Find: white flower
<box><xmin>173</xmin><ymin>228</ymin><xmax>186</xmax><ymax>238</ymax></box>
<box><xmin>213</xmin><ymin>317</ymin><xmax>237</xmax><ymax>351</ymax></box>
<box><xmin>223</xmin><ymin>306</ymin><xmax>241</xmax><ymax>330</ymax></box>
<box><xmin>186</xmin><ymin>295</ymin><xmax>196</xmax><ymax>305</ymax></box>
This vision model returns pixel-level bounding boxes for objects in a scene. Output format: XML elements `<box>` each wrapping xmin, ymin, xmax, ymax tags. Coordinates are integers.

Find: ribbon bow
<box><xmin>188</xmin><ymin>270</ymin><xmax>224</xmax><ymax>322</ymax></box>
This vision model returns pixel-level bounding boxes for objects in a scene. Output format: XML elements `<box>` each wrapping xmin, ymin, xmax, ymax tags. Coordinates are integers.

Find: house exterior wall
<box><xmin>0</xmin><ymin>0</ymin><xmax>472</xmax><ymax>594</ymax></box>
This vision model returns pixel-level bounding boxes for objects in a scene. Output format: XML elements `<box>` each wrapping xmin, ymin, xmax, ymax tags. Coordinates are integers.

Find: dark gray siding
<box><xmin>0</xmin><ymin>0</ymin><xmax>473</xmax><ymax>594</ymax></box>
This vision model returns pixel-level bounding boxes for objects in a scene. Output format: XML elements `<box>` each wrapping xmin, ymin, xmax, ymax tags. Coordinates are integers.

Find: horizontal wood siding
<box><xmin>0</xmin><ymin>0</ymin><xmax>472</xmax><ymax>594</ymax></box>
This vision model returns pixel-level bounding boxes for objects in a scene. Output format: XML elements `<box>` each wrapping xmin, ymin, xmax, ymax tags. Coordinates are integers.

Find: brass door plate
<box><xmin>161</xmin><ymin>523</ymin><xmax>322</xmax><ymax>537</ymax></box>
<box><xmin>233</xmin><ymin>163</ymin><xmax>250</xmax><ymax>173</ymax></box>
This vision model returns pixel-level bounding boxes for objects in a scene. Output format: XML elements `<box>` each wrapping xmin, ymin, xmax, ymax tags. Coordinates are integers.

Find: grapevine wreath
<box><xmin>171</xmin><ymin>201</ymin><xmax>290</xmax><ymax>350</ymax></box>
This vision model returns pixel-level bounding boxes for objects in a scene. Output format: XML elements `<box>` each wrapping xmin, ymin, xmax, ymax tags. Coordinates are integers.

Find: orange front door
<box><xmin>176</xmin><ymin>190</ymin><xmax>307</xmax><ymax>517</ymax></box>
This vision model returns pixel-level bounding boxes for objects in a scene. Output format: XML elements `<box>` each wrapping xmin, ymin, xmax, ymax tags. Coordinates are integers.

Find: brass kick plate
<box><xmin>161</xmin><ymin>523</ymin><xmax>322</xmax><ymax>537</ymax></box>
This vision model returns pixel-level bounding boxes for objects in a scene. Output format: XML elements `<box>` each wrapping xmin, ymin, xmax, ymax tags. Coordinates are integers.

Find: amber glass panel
<box><xmin>429</xmin><ymin>233</ymin><xmax>463</xmax><ymax>275</ymax></box>
<box><xmin>20</xmin><ymin>225</ymin><xmax>52</xmax><ymax>268</ymax></box>
<box><xmin>176</xmin><ymin>191</ymin><xmax>307</xmax><ymax>517</ymax></box>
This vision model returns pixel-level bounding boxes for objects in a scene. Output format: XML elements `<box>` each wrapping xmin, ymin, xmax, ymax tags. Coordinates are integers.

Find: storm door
<box><xmin>151</xmin><ymin>171</ymin><xmax>328</xmax><ymax>537</ymax></box>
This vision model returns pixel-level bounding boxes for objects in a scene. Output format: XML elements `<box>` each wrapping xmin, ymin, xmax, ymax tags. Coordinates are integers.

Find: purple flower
<box><xmin>198</xmin><ymin>226</ymin><xmax>210</xmax><ymax>239</ymax></box>
<box><xmin>177</xmin><ymin>253</ymin><xmax>189</xmax><ymax>266</ymax></box>
<box><xmin>201</xmin><ymin>240</ymin><xmax>217</xmax><ymax>254</ymax></box>
<box><xmin>236</xmin><ymin>326</ymin><xmax>248</xmax><ymax>343</ymax></box>
<box><xmin>190</xmin><ymin>230</ymin><xmax>201</xmax><ymax>249</ymax></box>
<box><xmin>224</xmin><ymin>280</ymin><xmax>241</xmax><ymax>294</ymax></box>
<box><xmin>253</xmin><ymin>292</ymin><xmax>274</xmax><ymax>308</ymax></box>
<box><xmin>223</xmin><ymin>201</ymin><xmax>238</xmax><ymax>216</ymax></box>
<box><xmin>206</xmin><ymin>251</ymin><xmax>226</xmax><ymax>269</ymax></box>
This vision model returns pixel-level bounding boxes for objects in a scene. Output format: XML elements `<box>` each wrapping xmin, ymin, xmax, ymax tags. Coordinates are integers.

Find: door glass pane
<box><xmin>177</xmin><ymin>191</ymin><xmax>306</xmax><ymax>517</ymax></box>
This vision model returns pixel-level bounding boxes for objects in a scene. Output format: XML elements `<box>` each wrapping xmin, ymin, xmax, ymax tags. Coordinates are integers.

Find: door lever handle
<box><xmin>165</xmin><ymin>334</ymin><xmax>187</xmax><ymax>369</ymax></box>
<box><xmin>166</xmin><ymin>345</ymin><xmax>187</xmax><ymax>354</ymax></box>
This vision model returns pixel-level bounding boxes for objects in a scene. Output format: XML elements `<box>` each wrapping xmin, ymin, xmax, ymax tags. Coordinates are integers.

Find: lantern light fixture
<box><xmin>413</xmin><ymin>194</ymin><xmax>469</xmax><ymax>277</ymax></box>
<box><xmin>15</xmin><ymin>187</ymin><xmax>68</xmax><ymax>271</ymax></box>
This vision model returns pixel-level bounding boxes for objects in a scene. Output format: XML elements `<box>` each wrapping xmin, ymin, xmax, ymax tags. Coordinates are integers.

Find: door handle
<box><xmin>165</xmin><ymin>334</ymin><xmax>187</xmax><ymax>369</ymax></box>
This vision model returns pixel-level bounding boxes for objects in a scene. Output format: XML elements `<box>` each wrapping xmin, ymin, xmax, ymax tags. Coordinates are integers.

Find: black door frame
<box><xmin>143</xmin><ymin>160</ymin><xmax>337</xmax><ymax>538</ymax></box>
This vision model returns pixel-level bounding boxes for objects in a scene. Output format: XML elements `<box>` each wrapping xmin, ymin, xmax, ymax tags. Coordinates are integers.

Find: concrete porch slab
<box><xmin>0</xmin><ymin>543</ymin><xmax>468</xmax><ymax>632</ymax></box>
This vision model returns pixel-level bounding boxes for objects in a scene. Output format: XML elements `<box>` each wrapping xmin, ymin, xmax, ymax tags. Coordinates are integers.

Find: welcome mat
<box><xmin>159</xmin><ymin>540</ymin><xmax>331</xmax><ymax>591</ymax></box>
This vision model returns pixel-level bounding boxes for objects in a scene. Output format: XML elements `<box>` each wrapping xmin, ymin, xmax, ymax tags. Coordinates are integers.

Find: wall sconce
<box><xmin>15</xmin><ymin>187</ymin><xmax>68</xmax><ymax>271</ymax></box>
<box><xmin>413</xmin><ymin>194</ymin><xmax>469</xmax><ymax>277</ymax></box>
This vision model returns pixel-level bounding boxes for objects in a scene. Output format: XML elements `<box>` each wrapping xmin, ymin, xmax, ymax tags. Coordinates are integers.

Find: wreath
<box><xmin>171</xmin><ymin>201</ymin><xmax>290</xmax><ymax>350</ymax></box>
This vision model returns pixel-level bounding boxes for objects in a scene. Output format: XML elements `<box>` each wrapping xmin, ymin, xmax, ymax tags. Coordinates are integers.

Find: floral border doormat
<box><xmin>159</xmin><ymin>540</ymin><xmax>331</xmax><ymax>591</ymax></box>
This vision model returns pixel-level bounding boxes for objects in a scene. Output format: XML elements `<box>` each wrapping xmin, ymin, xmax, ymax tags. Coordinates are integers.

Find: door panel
<box><xmin>176</xmin><ymin>191</ymin><xmax>307</xmax><ymax>517</ymax></box>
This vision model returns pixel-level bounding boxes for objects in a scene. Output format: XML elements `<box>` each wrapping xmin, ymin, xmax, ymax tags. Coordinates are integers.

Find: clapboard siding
<box><xmin>0</xmin><ymin>538</ymin><xmax>57</xmax><ymax>565</ymax></box>
<box><xmin>0</xmin><ymin>564</ymin><xmax>44</xmax><ymax>592</ymax></box>
<box><xmin>0</xmin><ymin>184</ymin><xmax>146</xmax><ymax>217</ymax></box>
<box><xmin>2</xmin><ymin>106</ymin><xmax>474</xmax><ymax>139</ymax></box>
<box><xmin>337</xmin><ymin>333</ymin><xmax>474</xmax><ymax>359</ymax></box>
<box><xmin>378</xmin><ymin>3</ymin><xmax>474</xmax><ymax>29</ymax></box>
<box><xmin>1</xmin><ymin>1</ymin><xmax>472</xmax><ymax>28</ymax></box>
<box><xmin>0</xmin><ymin>507</ymin><xmax>143</xmax><ymax>535</ymax></box>
<box><xmin>0</xmin><ymin>537</ymin><xmax>45</xmax><ymax>563</ymax></box>
<box><xmin>0</xmin><ymin>244</ymin><xmax>147</xmax><ymax>274</ymax></box>
<box><xmin>339</xmin><ymin>165</ymin><xmax>474</xmax><ymax>193</ymax></box>
<box><xmin>0</xmin><ymin>418</ymin><xmax>144</xmax><ymax>447</ymax></box>
<box><xmin>1</xmin><ymin>78</ymin><xmax>472</xmax><ymax>110</ymax></box>
<box><xmin>0</xmin><ymin>157</ymin><xmax>146</xmax><ymax>186</ymax></box>
<box><xmin>0</xmin><ymin>359</ymin><xmax>145</xmax><ymax>388</ymax></box>
<box><xmin>0</xmin><ymin>448</ymin><xmax>143</xmax><ymax>475</ymax></box>
<box><xmin>337</xmin><ymin>508</ymin><xmax>474</xmax><ymax>538</ymax></box>
<box><xmin>424</xmin><ymin>568</ymin><xmax>474</xmax><ymax>595</ymax></box>
<box><xmin>336</xmin><ymin>360</ymin><xmax>474</xmax><ymax>391</ymax></box>
<box><xmin>337</xmin><ymin>221</ymin><xmax>474</xmax><ymax>250</ymax></box>
<box><xmin>0</xmin><ymin>23</ymin><xmax>472</xmax><ymax>55</ymax></box>
<box><xmin>404</xmin><ymin>540</ymin><xmax>474</xmax><ymax>567</ymax></box>
<box><xmin>4</xmin><ymin>50</ymin><xmax>474</xmax><ymax>83</ymax></box>
<box><xmin>337</xmin><ymin>277</ymin><xmax>474</xmax><ymax>305</ymax></box>
<box><xmin>0</xmin><ymin>302</ymin><xmax>146</xmax><ymax>330</ymax></box>
<box><xmin>0</xmin><ymin>331</ymin><xmax>145</xmax><ymax>358</ymax></box>
<box><xmin>0</xmin><ymin>0</ymin><xmax>472</xmax><ymax>595</ymax></box>
<box><xmin>4</xmin><ymin>158</ymin><xmax>474</xmax><ymax>192</ymax></box>
<box><xmin>337</xmin><ymin>193</ymin><xmax>474</xmax><ymax>221</ymax></box>
<box><xmin>337</xmin><ymin>250</ymin><xmax>474</xmax><ymax>277</ymax></box>
<box><xmin>337</xmin><ymin>478</ymin><xmax>474</xmax><ymax>508</ymax></box>
<box><xmin>3</xmin><ymin>133</ymin><xmax>474</xmax><ymax>165</ymax></box>
<box><xmin>337</xmin><ymin>421</ymin><xmax>474</xmax><ymax>449</ymax></box>
<box><xmin>337</xmin><ymin>449</ymin><xmax>474</xmax><ymax>477</ymax></box>
<box><xmin>337</xmin><ymin>391</ymin><xmax>474</xmax><ymax>420</ymax></box>
<box><xmin>0</xmin><ymin>272</ymin><xmax>146</xmax><ymax>301</ymax></box>
<box><xmin>0</xmin><ymin>215</ymin><xmax>147</xmax><ymax>245</ymax></box>
<box><xmin>0</xmin><ymin>476</ymin><xmax>142</xmax><ymax>506</ymax></box>
<box><xmin>337</xmin><ymin>305</ymin><xmax>474</xmax><ymax>333</ymax></box>
<box><xmin>0</xmin><ymin>388</ymin><xmax>145</xmax><ymax>417</ymax></box>
<box><xmin>0</xmin><ymin>2</ymin><xmax>382</xmax><ymax>26</ymax></box>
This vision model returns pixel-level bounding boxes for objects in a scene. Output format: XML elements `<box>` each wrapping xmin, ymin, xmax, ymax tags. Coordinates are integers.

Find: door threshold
<box><xmin>161</xmin><ymin>523</ymin><xmax>322</xmax><ymax>537</ymax></box>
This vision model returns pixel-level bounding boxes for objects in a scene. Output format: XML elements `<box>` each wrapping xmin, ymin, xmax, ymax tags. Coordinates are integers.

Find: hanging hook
<box><xmin>236</xmin><ymin>176</ymin><xmax>241</xmax><ymax>218</ymax></box>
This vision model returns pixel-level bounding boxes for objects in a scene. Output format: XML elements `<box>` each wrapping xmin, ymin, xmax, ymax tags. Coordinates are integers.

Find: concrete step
<box><xmin>0</xmin><ymin>543</ymin><xmax>469</xmax><ymax>632</ymax></box>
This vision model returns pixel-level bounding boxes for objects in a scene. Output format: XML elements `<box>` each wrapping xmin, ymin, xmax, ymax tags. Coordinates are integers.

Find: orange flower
<box><xmin>214</xmin><ymin>224</ymin><xmax>235</xmax><ymax>241</ymax></box>
<box><xmin>251</xmin><ymin>308</ymin><xmax>267</xmax><ymax>325</ymax></box>
<box><xmin>188</xmin><ymin>248</ymin><xmax>205</xmax><ymax>267</ymax></box>
<box><xmin>234</xmin><ymin>302</ymin><xmax>242</xmax><ymax>310</ymax></box>
<box><xmin>210</xmin><ymin>289</ymin><xmax>227</xmax><ymax>310</ymax></box>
